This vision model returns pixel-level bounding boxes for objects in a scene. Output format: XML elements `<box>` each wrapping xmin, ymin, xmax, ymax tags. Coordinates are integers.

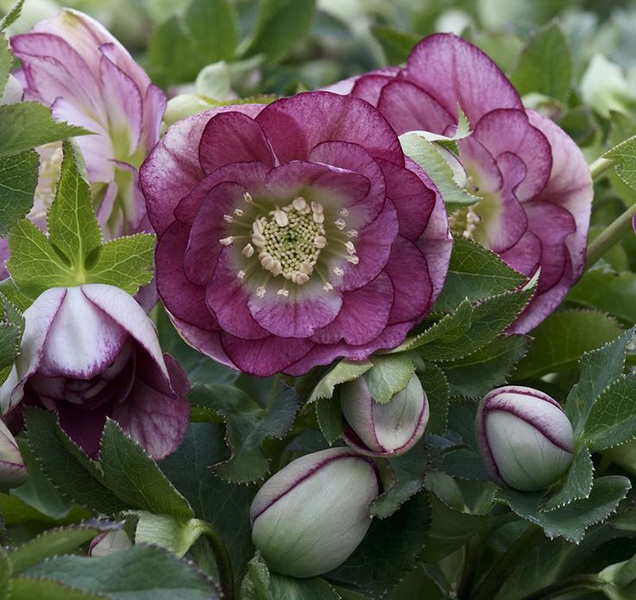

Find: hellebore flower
<box><xmin>0</xmin><ymin>284</ymin><xmax>190</xmax><ymax>460</ymax></box>
<box><xmin>0</xmin><ymin>419</ymin><xmax>28</xmax><ymax>488</ymax></box>
<box><xmin>89</xmin><ymin>530</ymin><xmax>132</xmax><ymax>557</ymax></box>
<box><xmin>330</xmin><ymin>34</ymin><xmax>593</xmax><ymax>332</ymax></box>
<box><xmin>250</xmin><ymin>447</ymin><xmax>379</xmax><ymax>578</ymax></box>
<box><xmin>141</xmin><ymin>91</ymin><xmax>452</xmax><ymax>376</ymax></box>
<box><xmin>476</xmin><ymin>386</ymin><xmax>574</xmax><ymax>491</ymax></box>
<box><xmin>340</xmin><ymin>372</ymin><xmax>428</xmax><ymax>456</ymax></box>
<box><xmin>11</xmin><ymin>8</ymin><xmax>166</xmax><ymax>237</ymax></box>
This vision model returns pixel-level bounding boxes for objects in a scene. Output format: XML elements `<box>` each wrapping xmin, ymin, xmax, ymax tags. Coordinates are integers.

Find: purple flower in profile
<box><xmin>0</xmin><ymin>284</ymin><xmax>189</xmax><ymax>459</ymax></box>
<box><xmin>11</xmin><ymin>8</ymin><xmax>166</xmax><ymax>237</ymax></box>
<box><xmin>330</xmin><ymin>34</ymin><xmax>593</xmax><ymax>332</ymax></box>
<box><xmin>141</xmin><ymin>92</ymin><xmax>452</xmax><ymax>377</ymax></box>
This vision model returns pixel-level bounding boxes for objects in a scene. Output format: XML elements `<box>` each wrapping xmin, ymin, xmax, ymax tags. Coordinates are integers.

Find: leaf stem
<box><xmin>470</xmin><ymin>525</ymin><xmax>544</xmax><ymax>600</ymax></box>
<box><xmin>589</xmin><ymin>156</ymin><xmax>614</xmax><ymax>180</ymax></box>
<box><xmin>518</xmin><ymin>574</ymin><xmax>603</xmax><ymax>600</ymax></box>
<box><xmin>199</xmin><ymin>521</ymin><xmax>235</xmax><ymax>600</ymax></box>
<box><xmin>586</xmin><ymin>203</ymin><xmax>636</xmax><ymax>267</ymax></box>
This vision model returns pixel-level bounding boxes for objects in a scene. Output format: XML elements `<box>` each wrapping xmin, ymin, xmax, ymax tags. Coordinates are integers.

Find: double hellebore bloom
<box><xmin>340</xmin><ymin>373</ymin><xmax>429</xmax><ymax>456</ymax></box>
<box><xmin>11</xmin><ymin>8</ymin><xmax>166</xmax><ymax>236</ymax></box>
<box><xmin>0</xmin><ymin>284</ymin><xmax>189</xmax><ymax>459</ymax></box>
<box><xmin>141</xmin><ymin>92</ymin><xmax>452</xmax><ymax>376</ymax></box>
<box><xmin>332</xmin><ymin>34</ymin><xmax>593</xmax><ymax>332</ymax></box>
<box><xmin>250</xmin><ymin>447</ymin><xmax>379</xmax><ymax>578</ymax></box>
<box><xmin>476</xmin><ymin>386</ymin><xmax>574</xmax><ymax>491</ymax></box>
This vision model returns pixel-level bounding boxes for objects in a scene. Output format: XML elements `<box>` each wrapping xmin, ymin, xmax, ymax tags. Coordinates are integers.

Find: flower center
<box><xmin>448</xmin><ymin>205</ymin><xmax>480</xmax><ymax>239</ymax></box>
<box><xmin>250</xmin><ymin>197</ymin><xmax>327</xmax><ymax>285</ymax></box>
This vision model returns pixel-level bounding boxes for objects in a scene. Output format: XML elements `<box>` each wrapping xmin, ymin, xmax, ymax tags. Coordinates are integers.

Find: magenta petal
<box><xmin>170</xmin><ymin>314</ymin><xmax>235</xmax><ymax>370</ymax></box>
<box><xmin>350</xmin><ymin>69</ymin><xmax>401</xmax><ymax>105</ymax></box>
<box><xmin>199</xmin><ymin>111</ymin><xmax>275</xmax><ymax>174</ymax></box>
<box><xmin>458</xmin><ymin>136</ymin><xmax>503</xmax><ymax>194</ymax></box>
<box><xmin>406</xmin><ymin>33</ymin><xmax>522</xmax><ymax>125</ymax></box>
<box><xmin>58</xmin><ymin>400</ymin><xmax>111</xmax><ymax>457</ymax></box>
<box><xmin>256</xmin><ymin>91</ymin><xmax>403</xmax><ymax>166</ymax></box>
<box><xmin>377</xmin><ymin>79</ymin><xmax>455</xmax><ymax>136</ymax></box>
<box><xmin>311</xmin><ymin>273</ymin><xmax>393</xmax><ymax>345</ymax></box>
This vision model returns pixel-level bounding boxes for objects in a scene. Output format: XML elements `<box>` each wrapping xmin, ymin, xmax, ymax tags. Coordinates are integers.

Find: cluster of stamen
<box><xmin>448</xmin><ymin>205</ymin><xmax>481</xmax><ymax>239</ymax></box>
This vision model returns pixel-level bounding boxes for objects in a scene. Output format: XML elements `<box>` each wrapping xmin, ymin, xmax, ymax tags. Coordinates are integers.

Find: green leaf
<box><xmin>541</xmin><ymin>447</ymin><xmax>594</xmax><ymax>511</ymax></box>
<box><xmin>510</xmin><ymin>21</ymin><xmax>572</xmax><ymax>103</ymax></box>
<box><xmin>240</xmin><ymin>553</ymin><xmax>271</xmax><ymax>600</ymax></box>
<box><xmin>189</xmin><ymin>384</ymin><xmax>299</xmax><ymax>482</ymax></box>
<box><xmin>100</xmin><ymin>420</ymin><xmax>193</xmax><ymax>522</ymax></box>
<box><xmin>371</xmin><ymin>26</ymin><xmax>420</xmax><ymax>64</ymax></box>
<box><xmin>363</xmin><ymin>354</ymin><xmax>415</xmax><ymax>404</ymax></box>
<box><xmin>147</xmin><ymin>17</ymin><xmax>198</xmax><ymax>87</ymax></box>
<box><xmin>11</xmin><ymin>579</ymin><xmax>108</xmax><ymax>600</ymax></box>
<box><xmin>160</xmin><ymin>423</ymin><xmax>257</xmax><ymax>586</ymax></box>
<box><xmin>184</xmin><ymin>0</ymin><xmax>238</xmax><ymax>64</ymax></box>
<box><xmin>568</xmin><ymin>269</ymin><xmax>636</xmax><ymax>323</ymax></box>
<box><xmin>24</xmin><ymin>545</ymin><xmax>221</xmax><ymax>599</ymax></box>
<box><xmin>241</xmin><ymin>0</ymin><xmax>317</xmax><ymax>62</ymax></box>
<box><xmin>11</xmin><ymin>525</ymin><xmax>105</xmax><ymax>574</ymax></box>
<box><xmin>48</xmin><ymin>141</ymin><xmax>102</xmax><ymax>269</ymax></box>
<box><xmin>419</xmin><ymin>287</ymin><xmax>534</xmax><ymax>363</ymax></box>
<box><xmin>604</xmin><ymin>134</ymin><xmax>636</xmax><ymax>192</ymax></box>
<box><xmin>0</xmin><ymin>0</ymin><xmax>25</xmax><ymax>30</ymax></box>
<box><xmin>584</xmin><ymin>373</ymin><xmax>636</xmax><ymax>452</ymax></box>
<box><xmin>308</xmin><ymin>359</ymin><xmax>372</xmax><ymax>403</ymax></box>
<box><xmin>0</xmin><ymin>548</ymin><xmax>10</xmax><ymax>600</ymax></box>
<box><xmin>566</xmin><ymin>327</ymin><xmax>634</xmax><ymax>438</ymax></box>
<box><xmin>496</xmin><ymin>476</ymin><xmax>631</xmax><ymax>543</ymax></box>
<box><xmin>24</xmin><ymin>408</ymin><xmax>128</xmax><ymax>514</ymax></box>
<box><xmin>0</xmin><ymin>150</ymin><xmax>39</xmax><ymax>237</ymax></box>
<box><xmin>434</xmin><ymin>236</ymin><xmax>527</xmax><ymax>312</ymax></box>
<box><xmin>514</xmin><ymin>309</ymin><xmax>624</xmax><ymax>379</ymax></box>
<box><xmin>0</xmin><ymin>32</ymin><xmax>12</xmax><ymax>110</ymax></box>
<box><xmin>416</xmin><ymin>363</ymin><xmax>449</xmax><ymax>435</ymax></box>
<box><xmin>328</xmin><ymin>493</ymin><xmax>430</xmax><ymax>597</ymax></box>
<box><xmin>442</xmin><ymin>334</ymin><xmax>530</xmax><ymax>398</ymax></box>
<box><xmin>400</xmin><ymin>134</ymin><xmax>478</xmax><ymax>210</ymax></box>
<box><xmin>0</xmin><ymin>103</ymin><xmax>89</xmax><ymax>157</ymax></box>
<box><xmin>371</xmin><ymin>438</ymin><xmax>428</xmax><ymax>518</ymax></box>
<box><xmin>135</xmin><ymin>513</ymin><xmax>215</xmax><ymax>558</ymax></box>
<box><xmin>269</xmin><ymin>573</ymin><xmax>341</xmax><ymax>599</ymax></box>
<box><xmin>315</xmin><ymin>394</ymin><xmax>344</xmax><ymax>445</ymax></box>
<box><xmin>85</xmin><ymin>234</ymin><xmax>155</xmax><ymax>295</ymax></box>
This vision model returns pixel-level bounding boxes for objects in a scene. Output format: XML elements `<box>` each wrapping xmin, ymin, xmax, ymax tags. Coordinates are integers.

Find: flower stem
<box><xmin>199</xmin><ymin>521</ymin><xmax>235</xmax><ymax>600</ymax></box>
<box><xmin>518</xmin><ymin>574</ymin><xmax>603</xmax><ymax>600</ymax></box>
<box><xmin>589</xmin><ymin>156</ymin><xmax>615</xmax><ymax>180</ymax></box>
<box><xmin>586</xmin><ymin>202</ymin><xmax>636</xmax><ymax>267</ymax></box>
<box><xmin>470</xmin><ymin>525</ymin><xmax>544</xmax><ymax>600</ymax></box>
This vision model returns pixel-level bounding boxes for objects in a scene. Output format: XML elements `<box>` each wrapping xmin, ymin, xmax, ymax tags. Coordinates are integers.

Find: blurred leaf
<box><xmin>497</xmin><ymin>476</ymin><xmax>631</xmax><ymax>543</ymax></box>
<box><xmin>240</xmin><ymin>553</ymin><xmax>270</xmax><ymax>600</ymax></box>
<box><xmin>569</xmin><ymin>269</ymin><xmax>636</xmax><ymax>323</ymax></box>
<box><xmin>0</xmin><ymin>150</ymin><xmax>38</xmax><ymax>237</ymax></box>
<box><xmin>514</xmin><ymin>310</ymin><xmax>624</xmax><ymax>379</ymax></box>
<box><xmin>541</xmin><ymin>447</ymin><xmax>594</xmax><ymax>511</ymax></box>
<box><xmin>0</xmin><ymin>0</ymin><xmax>25</xmax><ymax>30</ymax></box>
<box><xmin>184</xmin><ymin>0</ymin><xmax>238</xmax><ymax>64</ymax></box>
<box><xmin>11</xmin><ymin>579</ymin><xmax>107</xmax><ymax>600</ymax></box>
<box><xmin>147</xmin><ymin>17</ymin><xmax>198</xmax><ymax>87</ymax></box>
<box><xmin>605</xmin><ymin>134</ymin><xmax>636</xmax><ymax>192</ymax></box>
<box><xmin>510</xmin><ymin>21</ymin><xmax>572</xmax><ymax>103</ymax></box>
<box><xmin>364</xmin><ymin>354</ymin><xmax>415</xmax><ymax>404</ymax></box>
<box><xmin>100</xmin><ymin>420</ymin><xmax>193</xmax><ymax>521</ymax></box>
<box><xmin>308</xmin><ymin>359</ymin><xmax>372</xmax><ymax>403</ymax></box>
<box><xmin>0</xmin><ymin>103</ymin><xmax>89</xmax><ymax>157</ymax></box>
<box><xmin>416</xmin><ymin>363</ymin><xmax>449</xmax><ymax>436</ymax></box>
<box><xmin>371</xmin><ymin>26</ymin><xmax>419</xmax><ymax>64</ymax></box>
<box><xmin>434</xmin><ymin>236</ymin><xmax>527</xmax><ymax>312</ymax></box>
<box><xmin>0</xmin><ymin>32</ymin><xmax>10</xmax><ymax>102</ymax></box>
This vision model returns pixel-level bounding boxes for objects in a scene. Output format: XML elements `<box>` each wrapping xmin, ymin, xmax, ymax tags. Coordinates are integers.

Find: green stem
<box><xmin>457</xmin><ymin>535</ymin><xmax>480</xmax><ymax>599</ymax></box>
<box><xmin>519</xmin><ymin>574</ymin><xmax>603</xmax><ymax>600</ymax></box>
<box><xmin>586</xmin><ymin>203</ymin><xmax>636</xmax><ymax>267</ymax></box>
<box><xmin>470</xmin><ymin>525</ymin><xmax>544</xmax><ymax>600</ymax></box>
<box><xmin>589</xmin><ymin>156</ymin><xmax>615</xmax><ymax>180</ymax></box>
<box><xmin>199</xmin><ymin>522</ymin><xmax>235</xmax><ymax>600</ymax></box>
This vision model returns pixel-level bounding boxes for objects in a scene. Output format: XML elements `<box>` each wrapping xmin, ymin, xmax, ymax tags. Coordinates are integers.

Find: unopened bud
<box><xmin>0</xmin><ymin>419</ymin><xmax>27</xmax><ymax>488</ymax></box>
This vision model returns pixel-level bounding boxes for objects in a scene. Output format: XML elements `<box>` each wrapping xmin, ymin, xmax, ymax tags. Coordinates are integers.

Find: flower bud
<box><xmin>476</xmin><ymin>386</ymin><xmax>574</xmax><ymax>491</ymax></box>
<box><xmin>250</xmin><ymin>448</ymin><xmax>379</xmax><ymax>578</ymax></box>
<box><xmin>89</xmin><ymin>530</ymin><xmax>132</xmax><ymax>557</ymax></box>
<box><xmin>340</xmin><ymin>373</ymin><xmax>429</xmax><ymax>457</ymax></box>
<box><xmin>0</xmin><ymin>419</ymin><xmax>27</xmax><ymax>488</ymax></box>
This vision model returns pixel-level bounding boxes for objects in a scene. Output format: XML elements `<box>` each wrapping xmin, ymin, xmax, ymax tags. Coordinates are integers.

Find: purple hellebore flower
<box><xmin>140</xmin><ymin>91</ymin><xmax>452</xmax><ymax>377</ymax></box>
<box><xmin>10</xmin><ymin>8</ymin><xmax>166</xmax><ymax>238</ymax></box>
<box><xmin>0</xmin><ymin>284</ymin><xmax>190</xmax><ymax>460</ymax></box>
<box><xmin>329</xmin><ymin>34</ymin><xmax>593</xmax><ymax>333</ymax></box>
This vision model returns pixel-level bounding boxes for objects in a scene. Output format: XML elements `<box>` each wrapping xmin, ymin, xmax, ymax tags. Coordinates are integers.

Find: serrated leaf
<box><xmin>308</xmin><ymin>360</ymin><xmax>373</xmax><ymax>403</ymax></box>
<box><xmin>0</xmin><ymin>149</ymin><xmax>39</xmax><ymax>238</ymax></box>
<box><xmin>240</xmin><ymin>553</ymin><xmax>271</xmax><ymax>600</ymax></box>
<box><xmin>363</xmin><ymin>354</ymin><xmax>415</xmax><ymax>404</ymax></box>
<box><xmin>442</xmin><ymin>334</ymin><xmax>530</xmax><ymax>398</ymax></box>
<box><xmin>497</xmin><ymin>476</ymin><xmax>631</xmax><ymax>542</ymax></box>
<box><xmin>510</xmin><ymin>21</ymin><xmax>572</xmax><ymax>103</ymax></box>
<box><xmin>0</xmin><ymin>103</ymin><xmax>89</xmax><ymax>157</ymax></box>
<box><xmin>270</xmin><ymin>573</ymin><xmax>341</xmax><ymax>599</ymax></box>
<box><xmin>416</xmin><ymin>363</ymin><xmax>449</xmax><ymax>435</ymax></box>
<box><xmin>400</xmin><ymin>134</ymin><xmax>478</xmax><ymax>210</ymax></box>
<box><xmin>85</xmin><ymin>234</ymin><xmax>155</xmax><ymax>295</ymax></box>
<box><xmin>0</xmin><ymin>0</ymin><xmax>25</xmax><ymax>30</ymax></box>
<box><xmin>604</xmin><ymin>135</ymin><xmax>636</xmax><ymax>191</ymax></box>
<box><xmin>566</xmin><ymin>327</ymin><xmax>634</xmax><ymax>438</ymax></box>
<box><xmin>541</xmin><ymin>447</ymin><xmax>594</xmax><ymax>511</ymax></box>
<box><xmin>24</xmin><ymin>408</ymin><xmax>128</xmax><ymax>514</ymax></box>
<box><xmin>568</xmin><ymin>269</ymin><xmax>636</xmax><ymax>323</ymax></box>
<box><xmin>11</xmin><ymin>578</ymin><xmax>109</xmax><ymax>600</ymax></box>
<box><xmin>184</xmin><ymin>0</ymin><xmax>238</xmax><ymax>64</ymax></box>
<box><xmin>514</xmin><ymin>310</ymin><xmax>624</xmax><ymax>379</ymax></box>
<box><xmin>135</xmin><ymin>513</ymin><xmax>215</xmax><ymax>558</ymax></box>
<box><xmin>100</xmin><ymin>420</ymin><xmax>193</xmax><ymax>521</ymax></box>
<box><xmin>188</xmin><ymin>384</ymin><xmax>299</xmax><ymax>482</ymax></box>
<box><xmin>371</xmin><ymin>26</ymin><xmax>420</xmax><ymax>64</ymax></box>
<box><xmin>24</xmin><ymin>545</ymin><xmax>220</xmax><ymax>599</ymax></box>
<box><xmin>434</xmin><ymin>236</ymin><xmax>528</xmax><ymax>312</ymax></box>
<box><xmin>315</xmin><ymin>393</ymin><xmax>343</xmax><ymax>445</ymax></box>
<box><xmin>328</xmin><ymin>493</ymin><xmax>430</xmax><ymax>597</ymax></box>
<box><xmin>584</xmin><ymin>373</ymin><xmax>636</xmax><ymax>452</ymax></box>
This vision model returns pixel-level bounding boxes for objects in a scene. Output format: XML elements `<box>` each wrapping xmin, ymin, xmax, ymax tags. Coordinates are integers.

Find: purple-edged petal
<box><xmin>199</xmin><ymin>111</ymin><xmax>275</xmax><ymax>174</ymax></box>
<box><xmin>256</xmin><ymin>91</ymin><xmax>403</xmax><ymax>166</ymax></box>
<box><xmin>458</xmin><ymin>136</ymin><xmax>503</xmax><ymax>195</ymax></box>
<box><xmin>377</xmin><ymin>79</ymin><xmax>455</xmax><ymax>136</ymax></box>
<box><xmin>406</xmin><ymin>33</ymin><xmax>522</xmax><ymax>125</ymax></box>
<box><xmin>499</xmin><ymin>230</ymin><xmax>541</xmax><ymax>277</ymax></box>
<box><xmin>141</xmin><ymin>84</ymin><xmax>167</xmax><ymax>153</ymax></box>
<box><xmin>350</xmin><ymin>69</ymin><xmax>401</xmax><ymax>105</ymax></box>
<box><xmin>57</xmin><ymin>398</ymin><xmax>112</xmax><ymax>457</ymax></box>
